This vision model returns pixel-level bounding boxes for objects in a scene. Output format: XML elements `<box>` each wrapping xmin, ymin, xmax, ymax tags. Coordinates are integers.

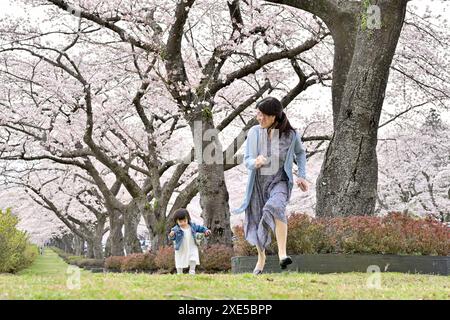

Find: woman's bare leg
<box><xmin>255</xmin><ymin>245</ymin><xmax>266</xmax><ymax>270</ymax></box>
<box><xmin>275</xmin><ymin>219</ymin><xmax>287</xmax><ymax>260</ymax></box>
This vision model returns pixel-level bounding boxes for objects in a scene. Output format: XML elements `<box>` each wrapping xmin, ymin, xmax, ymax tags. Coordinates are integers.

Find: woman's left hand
<box><xmin>296</xmin><ymin>178</ymin><xmax>309</xmax><ymax>192</ymax></box>
<box><xmin>205</xmin><ymin>230</ymin><xmax>211</xmax><ymax>237</ymax></box>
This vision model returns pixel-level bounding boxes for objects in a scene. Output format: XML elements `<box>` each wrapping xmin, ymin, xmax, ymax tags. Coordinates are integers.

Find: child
<box><xmin>168</xmin><ymin>208</ymin><xmax>211</xmax><ymax>275</ymax></box>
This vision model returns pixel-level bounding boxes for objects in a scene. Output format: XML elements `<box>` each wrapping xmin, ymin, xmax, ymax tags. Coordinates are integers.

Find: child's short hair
<box><xmin>173</xmin><ymin>208</ymin><xmax>191</xmax><ymax>224</ymax></box>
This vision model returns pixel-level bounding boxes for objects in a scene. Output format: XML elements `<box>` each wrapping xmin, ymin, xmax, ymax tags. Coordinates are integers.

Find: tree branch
<box><xmin>45</xmin><ymin>0</ymin><xmax>160</xmax><ymax>53</ymax></box>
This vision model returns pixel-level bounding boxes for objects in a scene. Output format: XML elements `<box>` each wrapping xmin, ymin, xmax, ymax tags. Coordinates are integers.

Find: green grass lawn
<box><xmin>0</xmin><ymin>249</ymin><xmax>449</xmax><ymax>300</ymax></box>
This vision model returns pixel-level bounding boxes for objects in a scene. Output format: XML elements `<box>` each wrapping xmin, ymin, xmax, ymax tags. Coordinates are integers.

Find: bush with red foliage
<box><xmin>120</xmin><ymin>253</ymin><xmax>157</xmax><ymax>272</ymax></box>
<box><xmin>286</xmin><ymin>213</ymin><xmax>329</xmax><ymax>254</ymax></box>
<box><xmin>104</xmin><ymin>256</ymin><xmax>126</xmax><ymax>271</ymax></box>
<box><xmin>232</xmin><ymin>226</ymin><xmax>258</xmax><ymax>256</ymax></box>
<box><xmin>199</xmin><ymin>244</ymin><xmax>234</xmax><ymax>272</ymax></box>
<box><xmin>233</xmin><ymin>212</ymin><xmax>450</xmax><ymax>256</ymax></box>
<box><xmin>154</xmin><ymin>246</ymin><xmax>175</xmax><ymax>272</ymax></box>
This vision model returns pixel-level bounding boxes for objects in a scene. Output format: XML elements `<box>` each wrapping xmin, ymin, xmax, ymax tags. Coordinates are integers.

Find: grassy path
<box><xmin>0</xmin><ymin>249</ymin><xmax>449</xmax><ymax>299</ymax></box>
<box><xmin>18</xmin><ymin>249</ymin><xmax>68</xmax><ymax>276</ymax></box>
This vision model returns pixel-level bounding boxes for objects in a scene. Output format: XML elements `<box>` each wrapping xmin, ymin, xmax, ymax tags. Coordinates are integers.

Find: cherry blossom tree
<box><xmin>263</xmin><ymin>0</ymin><xmax>440</xmax><ymax>217</ymax></box>
<box><xmin>1</xmin><ymin>0</ymin><xmax>448</xmax><ymax>252</ymax></box>
<box><xmin>0</xmin><ymin>160</ymin><xmax>111</xmax><ymax>258</ymax></box>
<box><xmin>1</xmin><ymin>0</ymin><xmax>332</xmax><ymax>249</ymax></box>
<box><xmin>377</xmin><ymin>109</ymin><xmax>450</xmax><ymax>222</ymax></box>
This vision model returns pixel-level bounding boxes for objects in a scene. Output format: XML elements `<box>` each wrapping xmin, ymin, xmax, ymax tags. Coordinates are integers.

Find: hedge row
<box><xmin>105</xmin><ymin>244</ymin><xmax>234</xmax><ymax>273</ymax></box>
<box><xmin>0</xmin><ymin>208</ymin><xmax>39</xmax><ymax>273</ymax></box>
<box><xmin>52</xmin><ymin>244</ymin><xmax>233</xmax><ymax>273</ymax></box>
<box><xmin>52</xmin><ymin>247</ymin><xmax>104</xmax><ymax>268</ymax></box>
<box><xmin>53</xmin><ymin>212</ymin><xmax>448</xmax><ymax>273</ymax></box>
<box><xmin>233</xmin><ymin>212</ymin><xmax>450</xmax><ymax>256</ymax></box>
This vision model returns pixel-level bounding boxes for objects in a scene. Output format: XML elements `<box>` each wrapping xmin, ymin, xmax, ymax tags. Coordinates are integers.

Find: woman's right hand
<box><xmin>169</xmin><ymin>231</ymin><xmax>175</xmax><ymax>237</ymax></box>
<box><xmin>255</xmin><ymin>155</ymin><xmax>267</xmax><ymax>168</ymax></box>
<box><xmin>296</xmin><ymin>178</ymin><xmax>309</xmax><ymax>192</ymax></box>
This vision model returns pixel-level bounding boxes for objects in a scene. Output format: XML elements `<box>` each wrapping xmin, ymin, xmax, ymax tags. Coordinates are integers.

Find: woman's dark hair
<box><xmin>256</xmin><ymin>97</ymin><xmax>295</xmax><ymax>137</ymax></box>
<box><xmin>173</xmin><ymin>208</ymin><xmax>191</xmax><ymax>224</ymax></box>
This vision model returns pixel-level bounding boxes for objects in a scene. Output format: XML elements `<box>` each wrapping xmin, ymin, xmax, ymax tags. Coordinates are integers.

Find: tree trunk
<box><xmin>329</xmin><ymin>15</ymin><xmax>357</xmax><ymax>128</ymax></box>
<box><xmin>108</xmin><ymin>210</ymin><xmax>124</xmax><ymax>256</ymax></box>
<box><xmin>73</xmin><ymin>235</ymin><xmax>85</xmax><ymax>256</ymax></box>
<box><xmin>104</xmin><ymin>235</ymin><xmax>111</xmax><ymax>257</ymax></box>
<box><xmin>86</xmin><ymin>241</ymin><xmax>95</xmax><ymax>259</ymax></box>
<box><xmin>141</xmin><ymin>199</ymin><xmax>168</xmax><ymax>252</ymax></box>
<box><xmin>124</xmin><ymin>204</ymin><xmax>143</xmax><ymax>255</ymax></box>
<box><xmin>191</xmin><ymin>113</ymin><xmax>233</xmax><ymax>246</ymax></box>
<box><xmin>91</xmin><ymin>217</ymin><xmax>106</xmax><ymax>259</ymax></box>
<box><xmin>91</xmin><ymin>239</ymin><xmax>103</xmax><ymax>260</ymax></box>
<box><xmin>150</xmin><ymin>233</ymin><xmax>169</xmax><ymax>251</ymax></box>
<box><xmin>63</xmin><ymin>234</ymin><xmax>74</xmax><ymax>254</ymax></box>
<box><xmin>316</xmin><ymin>1</ymin><xmax>407</xmax><ymax>216</ymax></box>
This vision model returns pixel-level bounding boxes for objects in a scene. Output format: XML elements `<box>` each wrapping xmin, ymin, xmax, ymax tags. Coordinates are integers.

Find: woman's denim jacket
<box><xmin>232</xmin><ymin>124</ymin><xmax>307</xmax><ymax>214</ymax></box>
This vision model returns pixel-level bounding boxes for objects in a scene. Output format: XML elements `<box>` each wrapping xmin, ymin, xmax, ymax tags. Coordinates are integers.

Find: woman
<box><xmin>233</xmin><ymin>97</ymin><xmax>309</xmax><ymax>275</ymax></box>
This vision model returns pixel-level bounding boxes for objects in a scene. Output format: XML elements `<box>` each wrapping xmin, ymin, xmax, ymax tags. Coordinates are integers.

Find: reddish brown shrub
<box><xmin>381</xmin><ymin>212</ymin><xmax>450</xmax><ymax>255</ymax></box>
<box><xmin>154</xmin><ymin>246</ymin><xmax>175</xmax><ymax>272</ymax></box>
<box><xmin>105</xmin><ymin>256</ymin><xmax>126</xmax><ymax>271</ymax></box>
<box><xmin>232</xmin><ymin>212</ymin><xmax>450</xmax><ymax>256</ymax></box>
<box><xmin>285</xmin><ymin>213</ymin><xmax>328</xmax><ymax>254</ymax></box>
<box><xmin>200</xmin><ymin>244</ymin><xmax>234</xmax><ymax>272</ymax></box>
<box><xmin>232</xmin><ymin>225</ymin><xmax>258</xmax><ymax>256</ymax></box>
<box><xmin>121</xmin><ymin>253</ymin><xmax>156</xmax><ymax>272</ymax></box>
